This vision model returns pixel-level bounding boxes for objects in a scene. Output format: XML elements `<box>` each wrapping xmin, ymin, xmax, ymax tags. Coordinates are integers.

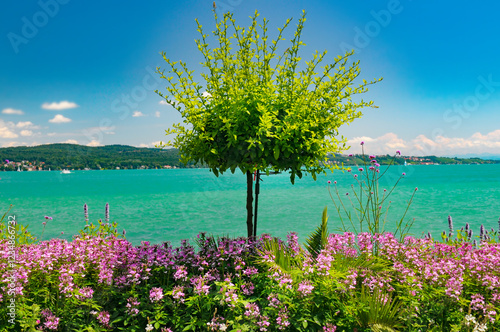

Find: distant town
<box><xmin>1</xmin><ymin>143</ymin><xmax>499</xmax><ymax>171</ymax></box>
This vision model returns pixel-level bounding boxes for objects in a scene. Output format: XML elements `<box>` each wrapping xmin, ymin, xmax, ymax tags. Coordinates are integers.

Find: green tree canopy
<box><xmin>156</xmin><ymin>9</ymin><xmax>381</xmax><ymax>236</ymax></box>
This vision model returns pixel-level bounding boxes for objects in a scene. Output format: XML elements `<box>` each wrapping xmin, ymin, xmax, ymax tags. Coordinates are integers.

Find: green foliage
<box><xmin>0</xmin><ymin>143</ymin><xmax>188</xmax><ymax>170</ymax></box>
<box><xmin>77</xmin><ymin>219</ymin><xmax>125</xmax><ymax>240</ymax></box>
<box><xmin>0</xmin><ymin>205</ymin><xmax>38</xmax><ymax>245</ymax></box>
<box><xmin>355</xmin><ymin>287</ymin><xmax>403</xmax><ymax>331</ymax></box>
<box><xmin>304</xmin><ymin>206</ymin><xmax>329</xmax><ymax>258</ymax></box>
<box><xmin>156</xmin><ymin>10</ymin><xmax>381</xmax><ymax>183</ymax></box>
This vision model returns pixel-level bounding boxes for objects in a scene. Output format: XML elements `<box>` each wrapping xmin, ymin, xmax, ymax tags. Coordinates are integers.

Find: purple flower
<box><xmin>358</xmin><ymin>168</ymin><xmax>363</xmax><ymax>172</ymax></box>
<box><xmin>323</xmin><ymin>324</ymin><xmax>337</xmax><ymax>332</ymax></box>
<box><xmin>297</xmin><ymin>280</ymin><xmax>314</xmax><ymax>296</ymax></box>
<box><xmin>5</xmin><ymin>159</ymin><xmax>9</xmax><ymax>163</ymax></box>
<box><xmin>396</xmin><ymin>150</ymin><xmax>401</xmax><ymax>155</ymax></box>
<box><xmin>150</xmin><ymin>287</ymin><xmax>164</xmax><ymax>302</ymax></box>
<box><xmin>369</xmin><ymin>166</ymin><xmax>375</xmax><ymax>170</ymax></box>
<box><xmin>345</xmin><ymin>193</ymin><xmax>349</xmax><ymax>196</ymax></box>
<box><xmin>369</xmin><ymin>155</ymin><xmax>375</xmax><ymax>159</ymax></box>
<box><xmin>348</xmin><ymin>154</ymin><xmax>353</xmax><ymax>157</ymax></box>
<box><xmin>44</xmin><ymin>216</ymin><xmax>53</xmax><ymax>220</ymax></box>
<box><xmin>97</xmin><ymin>311</ymin><xmax>110</xmax><ymax>327</ymax></box>
<box><xmin>371</xmin><ymin>159</ymin><xmax>377</xmax><ymax>163</ymax></box>
<box><xmin>360</xmin><ymin>141</ymin><xmax>364</xmax><ymax>145</ymax></box>
<box><xmin>375</xmin><ymin>163</ymin><xmax>380</xmax><ymax>167</ymax></box>
<box><xmin>354</xmin><ymin>174</ymin><xmax>358</xmax><ymax>178</ymax></box>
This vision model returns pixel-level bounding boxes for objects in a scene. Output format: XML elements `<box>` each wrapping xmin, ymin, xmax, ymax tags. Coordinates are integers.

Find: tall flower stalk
<box><xmin>328</xmin><ymin>144</ymin><xmax>417</xmax><ymax>243</ymax></box>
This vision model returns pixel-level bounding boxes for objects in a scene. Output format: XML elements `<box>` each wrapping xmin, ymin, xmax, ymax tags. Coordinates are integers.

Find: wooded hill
<box><xmin>1</xmin><ymin>143</ymin><xmax>498</xmax><ymax>171</ymax></box>
<box><xmin>0</xmin><ymin>144</ymin><xmax>191</xmax><ymax>170</ymax></box>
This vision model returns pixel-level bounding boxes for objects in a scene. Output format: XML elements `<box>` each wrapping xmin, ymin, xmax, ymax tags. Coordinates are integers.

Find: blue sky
<box><xmin>1</xmin><ymin>0</ymin><xmax>500</xmax><ymax>157</ymax></box>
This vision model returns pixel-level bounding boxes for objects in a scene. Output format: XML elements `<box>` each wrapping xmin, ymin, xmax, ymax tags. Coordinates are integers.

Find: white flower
<box><xmin>90</xmin><ymin>310</ymin><xmax>98</xmax><ymax>315</ymax></box>
<box><xmin>219</xmin><ymin>323</ymin><xmax>227</xmax><ymax>331</ymax></box>
<box><xmin>473</xmin><ymin>322</ymin><xmax>488</xmax><ymax>332</ymax></box>
<box><xmin>465</xmin><ymin>314</ymin><xmax>477</xmax><ymax>326</ymax></box>
<box><xmin>146</xmin><ymin>323</ymin><xmax>154</xmax><ymax>331</ymax></box>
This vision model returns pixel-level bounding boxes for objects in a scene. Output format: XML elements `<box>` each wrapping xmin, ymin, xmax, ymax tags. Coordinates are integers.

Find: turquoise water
<box><xmin>1</xmin><ymin>165</ymin><xmax>499</xmax><ymax>246</ymax></box>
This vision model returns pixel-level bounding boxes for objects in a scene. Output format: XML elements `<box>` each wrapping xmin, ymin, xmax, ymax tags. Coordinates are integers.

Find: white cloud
<box><xmin>2</xmin><ymin>141</ymin><xmax>20</xmax><ymax>147</ymax></box>
<box><xmin>42</xmin><ymin>101</ymin><xmax>79</xmax><ymax>110</ymax></box>
<box><xmin>20</xmin><ymin>130</ymin><xmax>33</xmax><ymax>137</ymax></box>
<box><xmin>346</xmin><ymin>130</ymin><xmax>500</xmax><ymax>156</ymax></box>
<box><xmin>202</xmin><ymin>91</ymin><xmax>212</xmax><ymax>98</ymax></box>
<box><xmin>155</xmin><ymin>111</ymin><xmax>161</xmax><ymax>118</ymax></box>
<box><xmin>2</xmin><ymin>108</ymin><xmax>24</xmax><ymax>115</ymax></box>
<box><xmin>132</xmin><ymin>111</ymin><xmax>145</xmax><ymax>117</ymax></box>
<box><xmin>87</xmin><ymin>140</ymin><xmax>102</xmax><ymax>147</ymax></box>
<box><xmin>0</xmin><ymin>122</ymin><xmax>18</xmax><ymax>138</ymax></box>
<box><xmin>16</xmin><ymin>121</ymin><xmax>40</xmax><ymax>129</ymax></box>
<box><xmin>49</xmin><ymin>114</ymin><xmax>72</xmax><ymax>123</ymax></box>
<box><xmin>159</xmin><ymin>100</ymin><xmax>169</xmax><ymax>105</ymax></box>
<box><xmin>137</xmin><ymin>141</ymin><xmax>163</xmax><ymax>148</ymax></box>
<box><xmin>64</xmin><ymin>139</ymin><xmax>78</xmax><ymax>144</ymax></box>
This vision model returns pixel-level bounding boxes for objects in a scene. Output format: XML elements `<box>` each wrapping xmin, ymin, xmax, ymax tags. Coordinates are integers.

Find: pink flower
<box><xmin>360</xmin><ymin>141</ymin><xmax>364</xmax><ymax>145</ymax></box>
<box><xmin>358</xmin><ymin>168</ymin><xmax>363</xmax><ymax>172</ymax></box>
<box><xmin>396</xmin><ymin>150</ymin><xmax>401</xmax><ymax>155</ymax></box>
<box><xmin>402</xmin><ymin>172</ymin><xmax>406</xmax><ymax>176</ymax></box>
<box><xmin>327</xmin><ymin>180</ymin><xmax>331</xmax><ymax>184</ymax></box>
<box><xmin>97</xmin><ymin>311</ymin><xmax>110</xmax><ymax>327</ymax></box>
<box><xmin>369</xmin><ymin>155</ymin><xmax>375</xmax><ymax>159</ymax></box>
<box><xmin>348</xmin><ymin>154</ymin><xmax>353</xmax><ymax>157</ymax></box>
<box><xmin>150</xmin><ymin>287</ymin><xmax>164</xmax><ymax>302</ymax></box>
<box><xmin>44</xmin><ymin>216</ymin><xmax>53</xmax><ymax>220</ymax></box>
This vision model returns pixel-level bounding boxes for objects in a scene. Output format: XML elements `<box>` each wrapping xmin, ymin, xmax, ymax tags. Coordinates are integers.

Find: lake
<box><xmin>1</xmin><ymin>164</ymin><xmax>499</xmax><ymax>246</ymax></box>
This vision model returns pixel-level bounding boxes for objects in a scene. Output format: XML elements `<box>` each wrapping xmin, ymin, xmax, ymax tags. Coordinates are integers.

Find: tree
<box><xmin>156</xmin><ymin>9</ymin><xmax>381</xmax><ymax>237</ymax></box>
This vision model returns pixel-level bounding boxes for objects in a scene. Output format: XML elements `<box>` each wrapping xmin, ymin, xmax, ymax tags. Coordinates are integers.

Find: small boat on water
<box><xmin>61</xmin><ymin>169</ymin><xmax>72</xmax><ymax>174</ymax></box>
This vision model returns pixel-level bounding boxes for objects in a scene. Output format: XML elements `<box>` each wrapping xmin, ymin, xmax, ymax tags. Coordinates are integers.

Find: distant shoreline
<box><xmin>1</xmin><ymin>143</ymin><xmax>499</xmax><ymax>172</ymax></box>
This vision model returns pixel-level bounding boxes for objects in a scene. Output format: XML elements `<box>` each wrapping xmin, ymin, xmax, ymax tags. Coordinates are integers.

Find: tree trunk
<box><xmin>246</xmin><ymin>170</ymin><xmax>254</xmax><ymax>238</ymax></box>
<box><xmin>253</xmin><ymin>170</ymin><xmax>260</xmax><ymax>238</ymax></box>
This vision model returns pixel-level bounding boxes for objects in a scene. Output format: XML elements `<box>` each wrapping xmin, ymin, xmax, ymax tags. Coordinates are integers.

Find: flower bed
<box><xmin>1</xmin><ymin>230</ymin><xmax>499</xmax><ymax>331</ymax></box>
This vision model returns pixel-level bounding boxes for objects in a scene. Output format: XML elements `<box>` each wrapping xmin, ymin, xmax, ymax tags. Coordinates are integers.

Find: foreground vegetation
<box><xmin>1</xmin><ymin>215</ymin><xmax>499</xmax><ymax>331</ymax></box>
<box><xmin>2</xmin><ymin>146</ymin><xmax>499</xmax><ymax>331</ymax></box>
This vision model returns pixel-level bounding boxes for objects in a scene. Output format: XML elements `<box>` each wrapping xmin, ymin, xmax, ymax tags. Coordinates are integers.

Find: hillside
<box><xmin>0</xmin><ymin>144</ymin><xmax>192</xmax><ymax>171</ymax></box>
<box><xmin>1</xmin><ymin>144</ymin><xmax>499</xmax><ymax>171</ymax></box>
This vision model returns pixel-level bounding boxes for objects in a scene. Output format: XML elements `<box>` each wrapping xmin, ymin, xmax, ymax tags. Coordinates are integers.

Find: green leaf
<box><xmin>305</xmin><ymin>206</ymin><xmax>329</xmax><ymax>258</ymax></box>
